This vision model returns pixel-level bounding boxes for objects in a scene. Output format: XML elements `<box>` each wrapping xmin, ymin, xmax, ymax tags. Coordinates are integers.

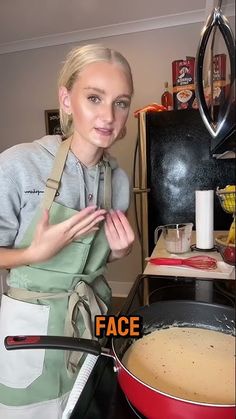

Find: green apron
<box><xmin>0</xmin><ymin>138</ymin><xmax>112</xmax><ymax>418</ymax></box>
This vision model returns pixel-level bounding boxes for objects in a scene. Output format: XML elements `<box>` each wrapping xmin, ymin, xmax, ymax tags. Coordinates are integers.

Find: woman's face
<box><xmin>62</xmin><ymin>61</ymin><xmax>132</xmax><ymax>150</ymax></box>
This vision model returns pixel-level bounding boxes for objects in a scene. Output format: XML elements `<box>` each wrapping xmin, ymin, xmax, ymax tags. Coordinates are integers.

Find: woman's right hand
<box><xmin>26</xmin><ymin>206</ymin><xmax>106</xmax><ymax>264</ymax></box>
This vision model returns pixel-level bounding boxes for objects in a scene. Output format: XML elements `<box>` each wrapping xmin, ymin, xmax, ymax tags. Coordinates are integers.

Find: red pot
<box><xmin>112</xmin><ymin>300</ymin><xmax>235</xmax><ymax>419</ymax></box>
<box><xmin>5</xmin><ymin>300</ymin><xmax>235</xmax><ymax>419</ymax></box>
<box><xmin>116</xmin><ymin>354</ymin><xmax>235</xmax><ymax>419</ymax></box>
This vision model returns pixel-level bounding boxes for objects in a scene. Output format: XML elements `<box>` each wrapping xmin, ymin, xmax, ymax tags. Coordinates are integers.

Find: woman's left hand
<box><xmin>104</xmin><ymin>210</ymin><xmax>135</xmax><ymax>261</ymax></box>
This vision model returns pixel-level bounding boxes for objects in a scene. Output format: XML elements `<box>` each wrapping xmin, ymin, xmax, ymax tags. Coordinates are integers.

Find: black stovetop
<box><xmin>70</xmin><ymin>275</ymin><xmax>235</xmax><ymax>419</ymax></box>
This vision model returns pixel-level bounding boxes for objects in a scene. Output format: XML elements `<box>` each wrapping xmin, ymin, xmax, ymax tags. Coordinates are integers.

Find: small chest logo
<box><xmin>24</xmin><ymin>189</ymin><xmax>60</xmax><ymax>196</ymax></box>
<box><xmin>24</xmin><ymin>189</ymin><xmax>44</xmax><ymax>195</ymax></box>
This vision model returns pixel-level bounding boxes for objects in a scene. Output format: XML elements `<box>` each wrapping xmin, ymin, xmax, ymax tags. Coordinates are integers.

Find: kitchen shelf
<box><xmin>144</xmin><ymin>231</ymin><xmax>235</xmax><ymax>280</ymax></box>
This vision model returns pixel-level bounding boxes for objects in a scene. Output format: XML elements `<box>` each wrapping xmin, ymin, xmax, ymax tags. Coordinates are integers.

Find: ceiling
<box><xmin>0</xmin><ymin>0</ymin><xmax>206</xmax><ymax>44</ymax></box>
<box><xmin>0</xmin><ymin>0</ymin><xmax>234</xmax><ymax>54</ymax></box>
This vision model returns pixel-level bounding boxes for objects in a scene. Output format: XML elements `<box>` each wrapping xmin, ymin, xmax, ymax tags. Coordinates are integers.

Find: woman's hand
<box><xmin>104</xmin><ymin>210</ymin><xmax>135</xmax><ymax>261</ymax></box>
<box><xmin>26</xmin><ymin>206</ymin><xmax>106</xmax><ymax>264</ymax></box>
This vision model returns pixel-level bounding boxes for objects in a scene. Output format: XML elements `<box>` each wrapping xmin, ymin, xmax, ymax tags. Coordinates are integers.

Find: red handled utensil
<box><xmin>147</xmin><ymin>255</ymin><xmax>217</xmax><ymax>270</ymax></box>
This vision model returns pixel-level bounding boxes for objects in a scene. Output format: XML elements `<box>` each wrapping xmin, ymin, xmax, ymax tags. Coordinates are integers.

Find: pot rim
<box><xmin>112</xmin><ymin>352</ymin><xmax>236</xmax><ymax>408</ymax></box>
<box><xmin>111</xmin><ymin>338</ymin><xmax>235</xmax><ymax>408</ymax></box>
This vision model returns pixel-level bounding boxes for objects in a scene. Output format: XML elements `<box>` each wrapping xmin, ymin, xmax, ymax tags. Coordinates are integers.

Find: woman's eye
<box><xmin>88</xmin><ymin>95</ymin><xmax>100</xmax><ymax>103</ymax></box>
<box><xmin>115</xmin><ymin>100</ymin><xmax>130</xmax><ymax>109</ymax></box>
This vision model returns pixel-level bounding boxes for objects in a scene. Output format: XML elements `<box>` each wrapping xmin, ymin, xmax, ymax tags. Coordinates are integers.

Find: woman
<box><xmin>0</xmin><ymin>43</ymin><xmax>135</xmax><ymax>418</ymax></box>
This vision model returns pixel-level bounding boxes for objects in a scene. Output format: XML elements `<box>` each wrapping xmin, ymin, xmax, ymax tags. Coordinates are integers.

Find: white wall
<box><xmin>0</xmin><ymin>22</ymin><xmax>203</xmax><ymax>296</ymax></box>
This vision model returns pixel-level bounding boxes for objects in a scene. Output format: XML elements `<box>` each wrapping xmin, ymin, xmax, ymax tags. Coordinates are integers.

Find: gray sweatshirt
<box><xmin>0</xmin><ymin>135</ymin><xmax>130</xmax><ymax>247</ymax></box>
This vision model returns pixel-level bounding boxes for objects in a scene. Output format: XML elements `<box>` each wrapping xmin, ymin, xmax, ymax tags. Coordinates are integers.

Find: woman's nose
<box><xmin>101</xmin><ymin>104</ymin><xmax>114</xmax><ymax>122</ymax></box>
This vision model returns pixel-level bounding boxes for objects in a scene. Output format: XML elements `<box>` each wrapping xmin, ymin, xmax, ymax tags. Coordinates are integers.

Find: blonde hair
<box><xmin>58</xmin><ymin>43</ymin><xmax>134</xmax><ymax>138</ymax></box>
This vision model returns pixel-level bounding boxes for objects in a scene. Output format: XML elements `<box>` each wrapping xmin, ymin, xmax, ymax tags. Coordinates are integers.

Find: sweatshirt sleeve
<box><xmin>0</xmin><ymin>166</ymin><xmax>21</xmax><ymax>246</ymax></box>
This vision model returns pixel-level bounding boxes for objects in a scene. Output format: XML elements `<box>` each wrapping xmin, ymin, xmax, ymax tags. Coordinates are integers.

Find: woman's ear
<box><xmin>59</xmin><ymin>86</ymin><xmax>72</xmax><ymax>115</ymax></box>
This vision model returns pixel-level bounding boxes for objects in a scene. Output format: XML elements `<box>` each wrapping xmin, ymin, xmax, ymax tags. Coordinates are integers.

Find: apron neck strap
<box><xmin>103</xmin><ymin>160</ymin><xmax>112</xmax><ymax>210</ymax></box>
<box><xmin>41</xmin><ymin>137</ymin><xmax>71</xmax><ymax>210</ymax></box>
<box><xmin>41</xmin><ymin>137</ymin><xmax>112</xmax><ymax>211</ymax></box>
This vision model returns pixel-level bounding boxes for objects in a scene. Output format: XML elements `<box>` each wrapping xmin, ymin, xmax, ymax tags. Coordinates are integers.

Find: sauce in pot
<box><xmin>122</xmin><ymin>327</ymin><xmax>235</xmax><ymax>404</ymax></box>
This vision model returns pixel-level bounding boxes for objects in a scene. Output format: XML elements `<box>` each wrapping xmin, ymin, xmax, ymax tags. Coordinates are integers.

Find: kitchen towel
<box><xmin>62</xmin><ymin>354</ymin><xmax>98</xmax><ymax>419</ymax></box>
<box><xmin>195</xmin><ymin>190</ymin><xmax>214</xmax><ymax>249</ymax></box>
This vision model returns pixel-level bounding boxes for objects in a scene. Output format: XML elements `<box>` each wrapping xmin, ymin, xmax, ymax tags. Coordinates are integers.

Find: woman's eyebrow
<box><xmin>84</xmin><ymin>86</ymin><xmax>131</xmax><ymax>100</ymax></box>
<box><xmin>116</xmin><ymin>94</ymin><xmax>131</xmax><ymax>100</ymax></box>
<box><xmin>84</xmin><ymin>87</ymin><xmax>105</xmax><ymax>94</ymax></box>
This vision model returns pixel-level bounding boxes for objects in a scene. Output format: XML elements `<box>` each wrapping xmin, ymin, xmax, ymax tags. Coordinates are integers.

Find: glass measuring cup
<box><xmin>154</xmin><ymin>223</ymin><xmax>193</xmax><ymax>254</ymax></box>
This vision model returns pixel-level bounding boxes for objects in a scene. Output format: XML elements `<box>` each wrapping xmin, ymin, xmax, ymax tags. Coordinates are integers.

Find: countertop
<box><xmin>144</xmin><ymin>231</ymin><xmax>235</xmax><ymax>280</ymax></box>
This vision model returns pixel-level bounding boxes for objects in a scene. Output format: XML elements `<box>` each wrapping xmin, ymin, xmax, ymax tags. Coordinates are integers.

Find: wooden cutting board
<box><xmin>144</xmin><ymin>231</ymin><xmax>235</xmax><ymax>280</ymax></box>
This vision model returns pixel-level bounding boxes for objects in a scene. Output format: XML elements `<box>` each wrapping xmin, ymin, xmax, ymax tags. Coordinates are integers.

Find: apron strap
<box><xmin>8</xmin><ymin>287</ymin><xmax>68</xmax><ymax>300</ymax></box>
<box><xmin>41</xmin><ymin>137</ymin><xmax>71</xmax><ymax>210</ymax></box>
<box><xmin>64</xmin><ymin>281</ymin><xmax>107</xmax><ymax>373</ymax></box>
<box><xmin>41</xmin><ymin>137</ymin><xmax>112</xmax><ymax>210</ymax></box>
<box><xmin>8</xmin><ymin>279</ymin><xmax>107</xmax><ymax>375</ymax></box>
<box><xmin>103</xmin><ymin>159</ymin><xmax>112</xmax><ymax>210</ymax></box>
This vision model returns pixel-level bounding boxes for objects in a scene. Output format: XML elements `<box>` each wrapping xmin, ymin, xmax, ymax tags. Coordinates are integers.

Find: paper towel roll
<box><xmin>195</xmin><ymin>190</ymin><xmax>214</xmax><ymax>249</ymax></box>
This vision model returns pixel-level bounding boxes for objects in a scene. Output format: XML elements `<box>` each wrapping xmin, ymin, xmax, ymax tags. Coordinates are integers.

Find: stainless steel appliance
<box><xmin>195</xmin><ymin>0</ymin><xmax>235</xmax><ymax>156</ymax></box>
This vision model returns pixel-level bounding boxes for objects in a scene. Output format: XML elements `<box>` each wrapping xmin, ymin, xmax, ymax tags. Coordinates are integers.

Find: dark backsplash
<box><xmin>146</xmin><ymin>109</ymin><xmax>235</xmax><ymax>253</ymax></box>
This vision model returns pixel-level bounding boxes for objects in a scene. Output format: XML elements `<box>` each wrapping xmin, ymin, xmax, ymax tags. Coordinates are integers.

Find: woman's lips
<box><xmin>95</xmin><ymin>127</ymin><xmax>113</xmax><ymax>136</ymax></box>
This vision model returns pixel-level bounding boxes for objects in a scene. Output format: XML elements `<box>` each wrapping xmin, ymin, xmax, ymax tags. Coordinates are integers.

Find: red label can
<box><xmin>172</xmin><ymin>57</ymin><xmax>197</xmax><ymax>110</ymax></box>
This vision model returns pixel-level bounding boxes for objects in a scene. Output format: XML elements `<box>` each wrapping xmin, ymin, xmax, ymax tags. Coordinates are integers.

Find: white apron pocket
<box><xmin>0</xmin><ymin>294</ymin><xmax>50</xmax><ymax>389</ymax></box>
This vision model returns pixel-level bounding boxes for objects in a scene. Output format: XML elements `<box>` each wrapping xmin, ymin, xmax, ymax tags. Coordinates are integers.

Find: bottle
<box><xmin>161</xmin><ymin>82</ymin><xmax>173</xmax><ymax>110</ymax></box>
